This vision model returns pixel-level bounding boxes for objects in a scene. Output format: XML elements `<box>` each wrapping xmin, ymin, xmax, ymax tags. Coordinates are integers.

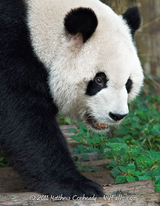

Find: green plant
<box><xmin>70</xmin><ymin>122</ymin><xmax>108</xmax><ymax>156</ymax></box>
<box><xmin>106</xmin><ymin>138</ymin><xmax>160</xmax><ymax>192</ymax></box>
<box><xmin>114</xmin><ymin>92</ymin><xmax>160</xmax><ymax>151</ymax></box>
<box><xmin>57</xmin><ymin>113</ymin><xmax>73</xmax><ymax>125</ymax></box>
<box><xmin>0</xmin><ymin>157</ymin><xmax>9</xmax><ymax>167</ymax></box>
<box><xmin>70</xmin><ymin>89</ymin><xmax>160</xmax><ymax>192</ymax></box>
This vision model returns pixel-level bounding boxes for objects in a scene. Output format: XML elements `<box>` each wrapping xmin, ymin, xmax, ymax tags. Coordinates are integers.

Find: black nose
<box><xmin>109</xmin><ymin>112</ymin><xmax>127</xmax><ymax>121</ymax></box>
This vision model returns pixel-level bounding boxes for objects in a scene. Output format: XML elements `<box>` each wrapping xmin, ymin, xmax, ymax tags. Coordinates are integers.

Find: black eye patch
<box><xmin>86</xmin><ymin>72</ymin><xmax>108</xmax><ymax>96</ymax></box>
<box><xmin>126</xmin><ymin>78</ymin><xmax>132</xmax><ymax>93</ymax></box>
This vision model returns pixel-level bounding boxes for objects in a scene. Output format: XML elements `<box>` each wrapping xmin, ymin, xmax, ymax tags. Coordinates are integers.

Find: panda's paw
<box><xmin>54</xmin><ymin>176</ymin><xmax>104</xmax><ymax>198</ymax></box>
<box><xmin>74</xmin><ymin>177</ymin><xmax>104</xmax><ymax>198</ymax></box>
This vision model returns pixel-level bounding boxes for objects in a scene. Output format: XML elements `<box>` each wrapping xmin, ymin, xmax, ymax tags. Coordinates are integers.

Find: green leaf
<box><xmin>123</xmin><ymin>135</ymin><xmax>131</xmax><ymax>141</ymax></box>
<box><xmin>69</xmin><ymin>128</ymin><xmax>77</xmax><ymax>133</ymax></box>
<box><xmin>79</xmin><ymin>129</ymin><xmax>84</xmax><ymax>133</ymax></box>
<box><xmin>110</xmin><ymin>138</ymin><xmax>125</xmax><ymax>143</ymax></box>
<box><xmin>76</xmin><ymin>163</ymin><xmax>83</xmax><ymax>170</ymax></box>
<box><xmin>64</xmin><ymin>117</ymin><xmax>71</xmax><ymax>124</ymax></box>
<box><xmin>111</xmin><ymin>167</ymin><xmax>122</xmax><ymax>177</ymax></box>
<box><xmin>119</xmin><ymin>166</ymin><xmax>127</xmax><ymax>172</ymax></box>
<box><xmin>0</xmin><ymin>162</ymin><xmax>6</xmax><ymax>167</ymax></box>
<box><xmin>115</xmin><ymin>175</ymin><xmax>126</xmax><ymax>183</ymax></box>
<box><xmin>108</xmin><ymin>160</ymin><xmax>118</xmax><ymax>167</ymax></box>
<box><xmin>136</xmin><ymin>111</ymin><xmax>148</xmax><ymax>119</ymax></box>
<box><xmin>155</xmin><ymin>184</ymin><xmax>160</xmax><ymax>192</ymax></box>
<box><xmin>93</xmin><ymin>136</ymin><xmax>101</xmax><ymax>144</ymax></box>
<box><xmin>85</xmin><ymin>138</ymin><xmax>93</xmax><ymax>145</ymax></box>
<box><xmin>107</xmin><ymin>143</ymin><xmax>128</xmax><ymax>150</ymax></box>
<box><xmin>86</xmin><ymin>147</ymin><xmax>96</xmax><ymax>153</ymax></box>
<box><xmin>154</xmin><ymin>176</ymin><xmax>160</xmax><ymax>183</ymax></box>
<box><xmin>131</xmin><ymin>171</ymin><xmax>141</xmax><ymax>176</ymax></box>
<box><xmin>149</xmin><ymin>150</ymin><xmax>158</xmax><ymax>159</ymax></box>
<box><xmin>151</xmin><ymin>125</ymin><xmax>160</xmax><ymax>133</ymax></box>
<box><xmin>153</xmin><ymin>167</ymin><xmax>160</xmax><ymax>176</ymax></box>
<box><xmin>0</xmin><ymin>157</ymin><xmax>4</xmax><ymax>162</ymax></box>
<box><xmin>81</xmin><ymin>154</ymin><xmax>90</xmax><ymax>161</ymax></box>
<box><xmin>132</xmin><ymin>116</ymin><xmax>140</xmax><ymax>122</ymax></box>
<box><xmin>115</xmin><ymin>128</ymin><xmax>128</xmax><ymax>135</ymax></box>
<box><xmin>70</xmin><ymin>136</ymin><xmax>82</xmax><ymax>142</ymax></box>
<box><xmin>127</xmin><ymin>163</ymin><xmax>136</xmax><ymax>171</ymax></box>
<box><xmin>76</xmin><ymin>145</ymin><xmax>85</xmax><ymax>151</ymax></box>
<box><xmin>145</xmin><ymin>158</ymin><xmax>155</xmax><ymax>165</ymax></box>
<box><xmin>126</xmin><ymin>175</ymin><xmax>136</xmax><ymax>182</ymax></box>
<box><xmin>127</xmin><ymin>169</ymin><xmax>136</xmax><ymax>175</ymax></box>
<box><xmin>138</xmin><ymin>176</ymin><xmax>152</xmax><ymax>181</ymax></box>
<box><xmin>82</xmin><ymin>166</ymin><xmax>98</xmax><ymax>172</ymax></box>
<box><xmin>143</xmin><ymin>171</ymin><xmax>152</xmax><ymax>176</ymax></box>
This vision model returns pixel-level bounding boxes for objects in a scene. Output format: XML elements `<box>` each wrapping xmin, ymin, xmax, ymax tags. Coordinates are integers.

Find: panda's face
<box><xmin>81</xmin><ymin>34</ymin><xmax>143</xmax><ymax>131</ymax></box>
<box><xmin>48</xmin><ymin>29</ymin><xmax>143</xmax><ymax>132</ymax></box>
<box><xmin>27</xmin><ymin>0</ymin><xmax>144</xmax><ymax>132</ymax></box>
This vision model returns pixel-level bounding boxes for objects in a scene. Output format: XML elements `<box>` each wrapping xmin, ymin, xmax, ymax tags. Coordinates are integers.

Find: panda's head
<box><xmin>27</xmin><ymin>0</ymin><xmax>144</xmax><ymax>132</ymax></box>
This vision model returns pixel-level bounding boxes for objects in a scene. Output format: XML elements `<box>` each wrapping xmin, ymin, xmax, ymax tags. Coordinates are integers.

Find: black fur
<box><xmin>126</xmin><ymin>78</ymin><xmax>133</xmax><ymax>93</ymax></box>
<box><xmin>86</xmin><ymin>72</ymin><xmax>108</xmax><ymax>96</ymax></box>
<box><xmin>0</xmin><ymin>0</ymin><xmax>104</xmax><ymax>197</ymax></box>
<box><xmin>64</xmin><ymin>7</ymin><xmax>98</xmax><ymax>43</ymax></box>
<box><xmin>122</xmin><ymin>6</ymin><xmax>141</xmax><ymax>37</ymax></box>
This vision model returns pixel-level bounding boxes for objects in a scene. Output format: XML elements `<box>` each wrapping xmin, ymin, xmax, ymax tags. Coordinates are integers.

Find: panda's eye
<box><xmin>86</xmin><ymin>72</ymin><xmax>107</xmax><ymax>96</ymax></box>
<box><xmin>126</xmin><ymin>78</ymin><xmax>132</xmax><ymax>93</ymax></box>
<box><xmin>95</xmin><ymin>77</ymin><xmax>103</xmax><ymax>86</ymax></box>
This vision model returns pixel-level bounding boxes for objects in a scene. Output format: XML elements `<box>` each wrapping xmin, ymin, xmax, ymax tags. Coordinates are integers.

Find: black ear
<box><xmin>64</xmin><ymin>7</ymin><xmax>98</xmax><ymax>43</ymax></box>
<box><xmin>122</xmin><ymin>6</ymin><xmax>141</xmax><ymax>37</ymax></box>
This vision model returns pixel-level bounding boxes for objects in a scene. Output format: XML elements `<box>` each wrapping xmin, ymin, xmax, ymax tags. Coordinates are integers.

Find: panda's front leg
<box><xmin>0</xmin><ymin>91</ymin><xmax>104</xmax><ymax>198</ymax></box>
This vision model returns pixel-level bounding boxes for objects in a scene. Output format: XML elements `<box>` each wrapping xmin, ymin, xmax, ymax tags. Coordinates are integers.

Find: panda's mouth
<box><xmin>86</xmin><ymin>115</ymin><xmax>109</xmax><ymax>130</ymax></box>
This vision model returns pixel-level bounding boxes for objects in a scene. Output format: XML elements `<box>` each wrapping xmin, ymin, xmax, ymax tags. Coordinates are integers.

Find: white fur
<box><xmin>26</xmin><ymin>0</ymin><xmax>144</xmax><ymax>130</ymax></box>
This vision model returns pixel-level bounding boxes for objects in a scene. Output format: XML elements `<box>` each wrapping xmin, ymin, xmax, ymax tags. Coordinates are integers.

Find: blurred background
<box><xmin>101</xmin><ymin>0</ymin><xmax>160</xmax><ymax>87</ymax></box>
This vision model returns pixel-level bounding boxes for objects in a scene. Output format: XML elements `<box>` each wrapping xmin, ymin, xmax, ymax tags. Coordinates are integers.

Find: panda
<box><xmin>0</xmin><ymin>0</ymin><xmax>143</xmax><ymax>198</ymax></box>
